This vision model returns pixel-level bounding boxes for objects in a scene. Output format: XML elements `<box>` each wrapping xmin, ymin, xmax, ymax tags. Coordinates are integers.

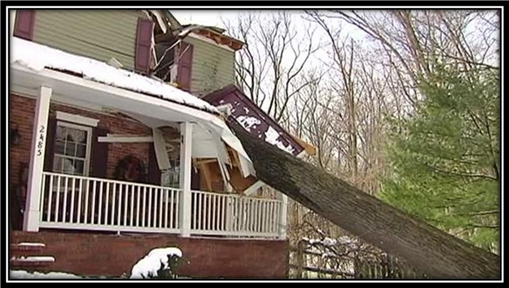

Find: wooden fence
<box><xmin>290</xmin><ymin>239</ymin><xmax>426</xmax><ymax>279</ymax></box>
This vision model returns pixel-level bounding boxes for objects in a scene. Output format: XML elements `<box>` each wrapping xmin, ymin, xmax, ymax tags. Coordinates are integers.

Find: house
<box><xmin>8</xmin><ymin>10</ymin><xmax>312</xmax><ymax>279</ymax></box>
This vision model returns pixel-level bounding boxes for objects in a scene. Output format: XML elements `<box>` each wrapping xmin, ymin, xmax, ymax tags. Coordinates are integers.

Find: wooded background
<box><xmin>222</xmin><ymin>10</ymin><xmax>500</xmax><ymax>278</ymax></box>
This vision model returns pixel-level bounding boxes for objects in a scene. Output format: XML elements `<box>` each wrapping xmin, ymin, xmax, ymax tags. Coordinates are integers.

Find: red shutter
<box><xmin>135</xmin><ymin>18</ymin><xmax>155</xmax><ymax>74</ymax></box>
<box><xmin>14</xmin><ymin>10</ymin><xmax>36</xmax><ymax>40</ymax></box>
<box><xmin>91</xmin><ymin>127</ymin><xmax>109</xmax><ymax>178</ymax></box>
<box><xmin>43</xmin><ymin>117</ymin><xmax>57</xmax><ymax>172</ymax></box>
<box><xmin>177</xmin><ymin>42</ymin><xmax>194</xmax><ymax>92</ymax></box>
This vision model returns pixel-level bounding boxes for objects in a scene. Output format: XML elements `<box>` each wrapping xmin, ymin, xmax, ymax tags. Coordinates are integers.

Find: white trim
<box><xmin>179</xmin><ymin>122</ymin><xmax>193</xmax><ymax>237</ymax></box>
<box><xmin>279</xmin><ymin>194</ymin><xmax>288</xmax><ymax>240</ymax></box>
<box><xmin>11</xmin><ymin>84</ymin><xmax>104</xmax><ymax>112</ymax></box>
<box><xmin>244</xmin><ymin>180</ymin><xmax>266</xmax><ymax>196</ymax></box>
<box><xmin>56</xmin><ymin>111</ymin><xmax>99</xmax><ymax>127</ymax></box>
<box><xmin>187</xmin><ymin>33</ymin><xmax>236</xmax><ymax>52</ymax></box>
<box><xmin>152</xmin><ymin>128</ymin><xmax>171</xmax><ymax>170</ymax></box>
<box><xmin>190</xmin><ymin>229</ymin><xmax>279</xmax><ymax>238</ymax></box>
<box><xmin>54</xmin><ymin>121</ymin><xmax>93</xmax><ymax>177</ymax></box>
<box><xmin>24</xmin><ymin>86</ymin><xmax>52</xmax><ymax>232</ymax></box>
<box><xmin>39</xmin><ymin>222</ymin><xmax>181</xmax><ymax>235</ymax></box>
<box><xmin>219</xmin><ymin>159</ymin><xmax>232</xmax><ymax>192</ymax></box>
<box><xmin>98</xmin><ymin>136</ymin><xmax>154</xmax><ymax>143</ymax></box>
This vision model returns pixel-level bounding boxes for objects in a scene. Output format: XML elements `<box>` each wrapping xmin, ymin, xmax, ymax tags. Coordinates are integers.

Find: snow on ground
<box><xmin>236</xmin><ymin>115</ymin><xmax>261</xmax><ymax>132</ymax></box>
<box><xmin>303</xmin><ymin>236</ymin><xmax>356</xmax><ymax>247</ymax></box>
<box><xmin>337</xmin><ymin>236</ymin><xmax>355</xmax><ymax>245</ymax></box>
<box><xmin>130</xmin><ymin>247</ymin><xmax>182</xmax><ymax>279</ymax></box>
<box><xmin>322</xmin><ymin>237</ymin><xmax>338</xmax><ymax>246</ymax></box>
<box><xmin>303</xmin><ymin>237</ymin><xmax>336</xmax><ymax>246</ymax></box>
<box><xmin>10</xmin><ymin>270</ymin><xmax>82</xmax><ymax>279</ymax></box>
<box><xmin>302</xmin><ymin>235</ymin><xmax>359</xmax><ymax>257</ymax></box>
<box><xmin>264</xmin><ymin>126</ymin><xmax>295</xmax><ymax>154</ymax></box>
<box><xmin>11</xmin><ymin>37</ymin><xmax>218</xmax><ymax>114</ymax></box>
<box><xmin>321</xmin><ymin>251</ymin><xmax>337</xmax><ymax>258</ymax></box>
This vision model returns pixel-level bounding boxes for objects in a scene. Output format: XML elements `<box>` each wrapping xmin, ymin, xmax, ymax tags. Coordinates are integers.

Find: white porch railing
<box><xmin>38</xmin><ymin>172</ymin><xmax>283</xmax><ymax>238</ymax></box>
<box><xmin>190</xmin><ymin>190</ymin><xmax>282</xmax><ymax>238</ymax></box>
<box><xmin>39</xmin><ymin>172</ymin><xmax>181</xmax><ymax>234</ymax></box>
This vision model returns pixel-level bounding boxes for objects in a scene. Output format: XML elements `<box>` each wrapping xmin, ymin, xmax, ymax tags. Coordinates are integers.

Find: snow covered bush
<box><xmin>130</xmin><ymin>247</ymin><xmax>183</xmax><ymax>279</ymax></box>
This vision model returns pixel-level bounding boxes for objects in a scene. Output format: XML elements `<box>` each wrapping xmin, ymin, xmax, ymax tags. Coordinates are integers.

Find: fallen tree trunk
<box><xmin>228</xmin><ymin>120</ymin><xmax>500</xmax><ymax>279</ymax></box>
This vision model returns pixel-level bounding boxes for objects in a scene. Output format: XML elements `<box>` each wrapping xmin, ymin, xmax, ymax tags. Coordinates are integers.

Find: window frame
<box><xmin>52</xmin><ymin>121</ymin><xmax>93</xmax><ymax>177</ymax></box>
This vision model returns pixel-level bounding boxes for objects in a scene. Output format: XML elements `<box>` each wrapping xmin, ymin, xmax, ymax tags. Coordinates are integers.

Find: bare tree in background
<box><xmin>223</xmin><ymin>9</ymin><xmax>499</xmax><ymax>278</ymax></box>
<box><xmin>315</xmin><ymin>10</ymin><xmax>499</xmax><ymax>106</ymax></box>
<box><xmin>223</xmin><ymin>11</ymin><xmax>320</xmax><ymax>122</ymax></box>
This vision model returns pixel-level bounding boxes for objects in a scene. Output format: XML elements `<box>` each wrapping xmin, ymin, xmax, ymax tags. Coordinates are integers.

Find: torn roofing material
<box><xmin>10</xmin><ymin>37</ymin><xmax>219</xmax><ymax>114</ymax></box>
<box><xmin>203</xmin><ymin>84</ymin><xmax>306</xmax><ymax>156</ymax></box>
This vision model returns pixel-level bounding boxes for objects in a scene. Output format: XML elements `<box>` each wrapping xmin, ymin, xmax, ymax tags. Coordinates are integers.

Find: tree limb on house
<box><xmin>227</xmin><ymin>119</ymin><xmax>500</xmax><ymax>279</ymax></box>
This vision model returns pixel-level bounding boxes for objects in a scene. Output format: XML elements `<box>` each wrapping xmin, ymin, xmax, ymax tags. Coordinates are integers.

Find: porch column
<box><xmin>179</xmin><ymin>122</ymin><xmax>193</xmax><ymax>237</ymax></box>
<box><xmin>279</xmin><ymin>194</ymin><xmax>288</xmax><ymax>239</ymax></box>
<box><xmin>23</xmin><ymin>86</ymin><xmax>52</xmax><ymax>232</ymax></box>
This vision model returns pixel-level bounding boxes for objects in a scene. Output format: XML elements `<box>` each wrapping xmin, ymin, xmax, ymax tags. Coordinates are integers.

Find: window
<box><xmin>161</xmin><ymin>158</ymin><xmax>180</xmax><ymax>188</ymax></box>
<box><xmin>52</xmin><ymin>122</ymin><xmax>92</xmax><ymax>176</ymax></box>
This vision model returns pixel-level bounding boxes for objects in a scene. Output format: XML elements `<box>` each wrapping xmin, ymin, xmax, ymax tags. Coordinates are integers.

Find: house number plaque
<box><xmin>37</xmin><ymin>125</ymin><xmax>45</xmax><ymax>156</ymax></box>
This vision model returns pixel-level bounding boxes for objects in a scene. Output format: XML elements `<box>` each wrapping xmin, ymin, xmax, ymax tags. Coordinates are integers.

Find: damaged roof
<box><xmin>203</xmin><ymin>84</ymin><xmax>314</xmax><ymax>157</ymax></box>
<box><xmin>153</xmin><ymin>10</ymin><xmax>244</xmax><ymax>51</ymax></box>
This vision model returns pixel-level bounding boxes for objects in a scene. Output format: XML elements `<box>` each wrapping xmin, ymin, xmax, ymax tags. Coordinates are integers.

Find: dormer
<box><xmin>152</xmin><ymin>15</ymin><xmax>244</xmax><ymax>96</ymax></box>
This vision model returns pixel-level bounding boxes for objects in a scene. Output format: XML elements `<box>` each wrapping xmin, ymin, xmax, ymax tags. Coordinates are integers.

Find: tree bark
<box><xmin>228</xmin><ymin>120</ymin><xmax>500</xmax><ymax>279</ymax></box>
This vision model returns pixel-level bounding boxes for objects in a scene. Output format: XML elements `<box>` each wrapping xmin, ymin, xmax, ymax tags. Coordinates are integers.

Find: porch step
<box><xmin>10</xmin><ymin>256</ymin><xmax>55</xmax><ymax>269</ymax></box>
<box><xmin>10</xmin><ymin>243</ymin><xmax>45</xmax><ymax>257</ymax></box>
<box><xmin>10</xmin><ymin>242</ymin><xmax>55</xmax><ymax>271</ymax></box>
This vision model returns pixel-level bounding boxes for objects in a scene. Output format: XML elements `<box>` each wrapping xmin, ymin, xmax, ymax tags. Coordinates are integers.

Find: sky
<box><xmin>169</xmin><ymin>10</ymin><xmax>499</xmax><ymax>94</ymax></box>
<box><xmin>171</xmin><ymin>10</ymin><xmax>241</xmax><ymax>28</ymax></box>
<box><xmin>169</xmin><ymin>10</ymin><xmax>361</xmax><ymax>73</ymax></box>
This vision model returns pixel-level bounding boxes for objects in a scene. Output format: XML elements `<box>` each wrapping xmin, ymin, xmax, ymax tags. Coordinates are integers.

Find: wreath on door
<box><xmin>114</xmin><ymin>155</ymin><xmax>147</xmax><ymax>183</ymax></box>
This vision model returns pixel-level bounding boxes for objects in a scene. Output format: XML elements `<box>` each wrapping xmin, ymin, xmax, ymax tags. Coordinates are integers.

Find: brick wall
<box><xmin>9</xmin><ymin>95</ymin><xmax>36</xmax><ymax>187</ymax></box>
<box><xmin>11</xmin><ymin>231</ymin><xmax>289</xmax><ymax>279</ymax></box>
<box><xmin>9</xmin><ymin>94</ymin><xmax>152</xmax><ymax>187</ymax></box>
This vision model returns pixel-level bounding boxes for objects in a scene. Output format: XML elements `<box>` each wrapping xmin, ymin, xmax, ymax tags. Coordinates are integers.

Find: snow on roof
<box><xmin>10</xmin><ymin>270</ymin><xmax>82</xmax><ymax>279</ymax></box>
<box><xmin>265</xmin><ymin>126</ymin><xmax>295</xmax><ymax>154</ymax></box>
<box><xmin>237</xmin><ymin>115</ymin><xmax>261</xmax><ymax>132</ymax></box>
<box><xmin>10</xmin><ymin>37</ymin><xmax>218</xmax><ymax>114</ymax></box>
<box><xmin>130</xmin><ymin>247</ymin><xmax>182</xmax><ymax>279</ymax></box>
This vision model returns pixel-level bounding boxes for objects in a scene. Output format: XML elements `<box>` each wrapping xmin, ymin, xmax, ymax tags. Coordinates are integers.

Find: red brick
<box><xmin>9</xmin><ymin>94</ymin><xmax>151</xmax><ymax>186</ymax></box>
<box><xmin>11</xmin><ymin>231</ymin><xmax>289</xmax><ymax>278</ymax></box>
